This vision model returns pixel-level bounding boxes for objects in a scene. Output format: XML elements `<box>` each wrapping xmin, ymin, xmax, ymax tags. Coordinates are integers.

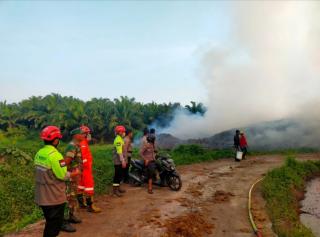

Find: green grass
<box><xmin>0</xmin><ymin>138</ymin><xmax>318</xmax><ymax>235</ymax></box>
<box><xmin>169</xmin><ymin>144</ymin><xmax>234</xmax><ymax>165</ymax></box>
<box><xmin>261</xmin><ymin>157</ymin><xmax>320</xmax><ymax>237</ymax></box>
<box><xmin>250</xmin><ymin>147</ymin><xmax>318</xmax><ymax>156</ymax></box>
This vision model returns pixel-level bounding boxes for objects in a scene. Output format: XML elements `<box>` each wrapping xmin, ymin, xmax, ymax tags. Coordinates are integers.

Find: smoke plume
<box><xmin>164</xmin><ymin>1</ymin><xmax>320</xmax><ymax>147</ymax></box>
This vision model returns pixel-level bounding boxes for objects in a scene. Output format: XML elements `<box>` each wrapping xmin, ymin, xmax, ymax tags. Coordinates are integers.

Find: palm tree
<box><xmin>0</xmin><ymin>102</ymin><xmax>20</xmax><ymax>130</ymax></box>
<box><xmin>185</xmin><ymin>101</ymin><xmax>206</xmax><ymax>115</ymax></box>
<box><xmin>113</xmin><ymin>96</ymin><xmax>144</xmax><ymax>130</ymax></box>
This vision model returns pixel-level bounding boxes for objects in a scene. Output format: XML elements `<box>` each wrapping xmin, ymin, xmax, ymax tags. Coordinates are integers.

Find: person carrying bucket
<box><xmin>234</xmin><ymin>130</ymin><xmax>241</xmax><ymax>161</ymax></box>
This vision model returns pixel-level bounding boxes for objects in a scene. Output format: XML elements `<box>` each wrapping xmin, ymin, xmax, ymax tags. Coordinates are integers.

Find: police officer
<box><xmin>34</xmin><ymin>126</ymin><xmax>79</xmax><ymax>237</ymax></box>
<box><xmin>123</xmin><ymin>129</ymin><xmax>133</xmax><ymax>183</ymax></box>
<box><xmin>140</xmin><ymin>134</ymin><xmax>156</xmax><ymax>194</ymax></box>
<box><xmin>140</xmin><ymin>128</ymin><xmax>149</xmax><ymax>150</ymax></box>
<box><xmin>113</xmin><ymin>125</ymin><xmax>127</xmax><ymax>197</ymax></box>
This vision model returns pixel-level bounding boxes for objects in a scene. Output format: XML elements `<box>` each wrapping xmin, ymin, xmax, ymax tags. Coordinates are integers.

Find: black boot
<box><xmin>118</xmin><ymin>185</ymin><xmax>126</xmax><ymax>193</ymax></box>
<box><xmin>68</xmin><ymin>213</ymin><xmax>82</xmax><ymax>224</ymax></box>
<box><xmin>77</xmin><ymin>194</ymin><xmax>87</xmax><ymax>209</ymax></box>
<box><xmin>112</xmin><ymin>186</ymin><xmax>123</xmax><ymax>197</ymax></box>
<box><xmin>61</xmin><ymin>220</ymin><xmax>76</xmax><ymax>232</ymax></box>
<box><xmin>86</xmin><ymin>196</ymin><xmax>101</xmax><ymax>213</ymax></box>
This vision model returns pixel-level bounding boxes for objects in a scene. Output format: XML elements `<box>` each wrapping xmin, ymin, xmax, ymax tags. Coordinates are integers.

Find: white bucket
<box><xmin>236</xmin><ymin>151</ymin><xmax>243</xmax><ymax>160</ymax></box>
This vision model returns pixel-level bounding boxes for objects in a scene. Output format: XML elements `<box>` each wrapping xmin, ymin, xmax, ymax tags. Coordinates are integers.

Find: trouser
<box><xmin>146</xmin><ymin>161</ymin><xmax>156</xmax><ymax>180</ymax></box>
<box><xmin>113</xmin><ymin>165</ymin><xmax>123</xmax><ymax>186</ymax></box>
<box><xmin>241</xmin><ymin>147</ymin><xmax>248</xmax><ymax>159</ymax></box>
<box><xmin>78</xmin><ymin>165</ymin><xmax>94</xmax><ymax>196</ymax></box>
<box><xmin>41</xmin><ymin>203</ymin><xmax>65</xmax><ymax>237</ymax></box>
<box><xmin>123</xmin><ymin>156</ymin><xmax>131</xmax><ymax>182</ymax></box>
<box><xmin>66</xmin><ymin>178</ymin><xmax>79</xmax><ymax>217</ymax></box>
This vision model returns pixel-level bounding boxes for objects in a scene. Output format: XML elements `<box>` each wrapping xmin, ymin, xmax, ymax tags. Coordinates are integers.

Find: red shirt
<box><xmin>240</xmin><ymin>135</ymin><xmax>248</xmax><ymax>148</ymax></box>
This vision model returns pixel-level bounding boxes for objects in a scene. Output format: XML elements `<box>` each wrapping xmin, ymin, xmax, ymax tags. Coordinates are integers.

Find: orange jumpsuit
<box><xmin>77</xmin><ymin>140</ymin><xmax>94</xmax><ymax>196</ymax></box>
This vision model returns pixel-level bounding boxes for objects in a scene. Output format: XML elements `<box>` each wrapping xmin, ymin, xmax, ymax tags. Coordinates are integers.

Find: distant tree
<box><xmin>0</xmin><ymin>94</ymin><xmax>204</xmax><ymax>141</ymax></box>
<box><xmin>0</xmin><ymin>102</ymin><xmax>20</xmax><ymax>129</ymax></box>
<box><xmin>185</xmin><ymin>101</ymin><xmax>207</xmax><ymax>115</ymax></box>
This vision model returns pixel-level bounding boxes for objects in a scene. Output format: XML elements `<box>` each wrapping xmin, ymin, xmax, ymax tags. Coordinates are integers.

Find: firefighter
<box><xmin>34</xmin><ymin>126</ymin><xmax>79</xmax><ymax>237</ymax></box>
<box><xmin>64</xmin><ymin>128</ymin><xmax>85</xmax><ymax>225</ymax></box>
<box><xmin>140</xmin><ymin>134</ymin><xmax>156</xmax><ymax>194</ymax></box>
<box><xmin>123</xmin><ymin>129</ymin><xmax>133</xmax><ymax>183</ymax></box>
<box><xmin>77</xmin><ymin>125</ymin><xmax>101</xmax><ymax>213</ymax></box>
<box><xmin>113</xmin><ymin>125</ymin><xmax>127</xmax><ymax>197</ymax></box>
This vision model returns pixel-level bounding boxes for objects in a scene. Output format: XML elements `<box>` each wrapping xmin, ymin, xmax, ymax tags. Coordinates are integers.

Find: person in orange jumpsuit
<box><xmin>76</xmin><ymin>125</ymin><xmax>101</xmax><ymax>213</ymax></box>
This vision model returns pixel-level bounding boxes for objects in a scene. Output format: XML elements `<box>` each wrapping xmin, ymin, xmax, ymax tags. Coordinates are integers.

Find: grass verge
<box><xmin>261</xmin><ymin>157</ymin><xmax>320</xmax><ymax>237</ymax></box>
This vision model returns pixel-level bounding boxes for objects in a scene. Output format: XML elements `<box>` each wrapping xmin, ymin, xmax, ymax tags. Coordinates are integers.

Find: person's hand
<box><xmin>122</xmin><ymin>161</ymin><xmax>127</xmax><ymax>169</ymax></box>
<box><xmin>70</xmin><ymin>168</ymin><xmax>80</xmax><ymax>178</ymax></box>
<box><xmin>144</xmin><ymin>160</ymin><xmax>149</xmax><ymax>167</ymax></box>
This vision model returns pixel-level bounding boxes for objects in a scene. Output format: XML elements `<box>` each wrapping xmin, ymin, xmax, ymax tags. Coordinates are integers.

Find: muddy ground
<box><xmin>7</xmin><ymin>154</ymin><xmax>320</xmax><ymax>237</ymax></box>
<box><xmin>301</xmin><ymin>177</ymin><xmax>320</xmax><ymax>237</ymax></box>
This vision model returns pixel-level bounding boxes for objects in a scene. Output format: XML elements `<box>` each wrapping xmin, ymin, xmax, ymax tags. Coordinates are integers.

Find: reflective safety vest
<box><xmin>34</xmin><ymin>145</ymin><xmax>69</xmax><ymax>206</ymax></box>
<box><xmin>113</xmin><ymin>135</ymin><xmax>124</xmax><ymax>165</ymax></box>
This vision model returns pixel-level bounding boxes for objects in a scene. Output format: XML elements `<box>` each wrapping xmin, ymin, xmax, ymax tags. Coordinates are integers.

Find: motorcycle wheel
<box><xmin>167</xmin><ymin>175</ymin><xmax>182</xmax><ymax>191</ymax></box>
<box><xmin>128</xmin><ymin>170</ymin><xmax>142</xmax><ymax>186</ymax></box>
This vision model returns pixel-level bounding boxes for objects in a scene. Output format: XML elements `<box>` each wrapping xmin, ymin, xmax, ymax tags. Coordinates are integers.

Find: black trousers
<box><xmin>123</xmin><ymin>156</ymin><xmax>131</xmax><ymax>182</ymax></box>
<box><xmin>113</xmin><ymin>164</ymin><xmax>123</xmax><ymax>186</ymax></box>
<box><xmin>41</xmin><ymin>203</ymin><xmax>65</xmax><ymax>237</ymax></box>
<box><xmin>146</xmin><ymin>161</ymin><xmax>156</xmax><ymax>180</ymax></box>
<box><xmin>241</xmin><ymin>147</ymin><xmax>248</xmax><ymax>159</ymax></box>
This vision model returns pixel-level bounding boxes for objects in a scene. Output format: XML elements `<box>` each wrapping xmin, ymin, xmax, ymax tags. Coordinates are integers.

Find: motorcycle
<box><xmin>128</xmin><ymin>154</ymin><xmax>182</xmax><ymax>191</ymax></box>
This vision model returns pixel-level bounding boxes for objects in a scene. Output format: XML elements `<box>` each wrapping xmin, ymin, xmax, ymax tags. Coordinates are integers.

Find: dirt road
<box><xmin>8</xmin><ymin>154</ymin><xmax>320</xmax><ymax>237</ymax></box>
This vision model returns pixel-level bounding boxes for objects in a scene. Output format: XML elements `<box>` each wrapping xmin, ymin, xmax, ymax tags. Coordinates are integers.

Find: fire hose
<box><xmin>248</xmin><ymin>177</ymin><xmax>265</xmax><ymax>237</ymax></box>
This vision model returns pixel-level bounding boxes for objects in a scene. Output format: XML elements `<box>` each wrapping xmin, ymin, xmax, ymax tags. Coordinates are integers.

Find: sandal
<box><xmin>148</xmin><ymin>189</ymin><xmax>153</xmax><ymax>194</ymax></box>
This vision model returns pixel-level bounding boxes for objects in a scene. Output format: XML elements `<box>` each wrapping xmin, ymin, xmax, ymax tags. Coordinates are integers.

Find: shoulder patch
<box><xmin>59</xmin><ymin>160</ymin><xmax>66</xmax><ymax>167</ymax></box>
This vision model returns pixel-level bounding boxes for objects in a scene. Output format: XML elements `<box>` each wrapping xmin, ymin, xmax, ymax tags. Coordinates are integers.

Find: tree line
<box><xmin>0</xmin><ymin>94</ymin><xmax>206</xmax><ymax>141</ymax></box>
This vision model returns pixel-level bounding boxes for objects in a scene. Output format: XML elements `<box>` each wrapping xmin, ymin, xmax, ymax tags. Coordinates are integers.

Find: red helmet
<box><xmin>40</xmin><ymin>126</ymin><xmax>62</xmax><ymax>141</ymax></box>
<box><xmin>115</xmin><ymin>125</ymin><xmax>126</xmax><ymax>134</ymax></box>
<box><xmin>80</xmin><ymin>125</ymin><xmax>91</xmax><ymax>134</ymax></box>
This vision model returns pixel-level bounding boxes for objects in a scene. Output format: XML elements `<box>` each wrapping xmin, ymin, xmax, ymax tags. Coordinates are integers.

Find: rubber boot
<box><xmin>118</xmin><ymin>185</ymin><xmax>126</xmax><ymax>193</ymax></box>
<box><xmin>68</xmin><ymin>212</ymin><xmax>82</xmax><ymax>224</ymax></box>
<box><xmin>61</xmin><ymin>220</ymin><xmax>76</xmax><ymax>232</ymax></box>
<box><xmin>112</xmin><ymin>186</ymin><xmax>123</xmax><ymax>197</ymax></box>
<box><xmin>77</xmin><ymin>194</ymin><xmax>87</xmax><ymax>209</ymax></box>
<box><xmin>86</xmin><ymin>196</ymin><xmax>101</xmax><ymax>213</ymax></box>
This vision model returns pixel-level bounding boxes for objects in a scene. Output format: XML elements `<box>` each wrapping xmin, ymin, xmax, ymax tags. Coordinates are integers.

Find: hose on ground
<box><xmin>248</xmin><ymin>177</ymin><xmax>265</xmax><ymax>237</ymax></box>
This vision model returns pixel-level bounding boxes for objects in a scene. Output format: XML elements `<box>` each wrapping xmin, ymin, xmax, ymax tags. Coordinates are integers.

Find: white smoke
<box><xmin>165</xmin><ymin>1</ymin><xmax>320</xmax><ymax>141</ymax></box>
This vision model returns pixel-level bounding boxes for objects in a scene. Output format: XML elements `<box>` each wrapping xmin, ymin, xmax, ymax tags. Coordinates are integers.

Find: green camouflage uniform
<box><xmin>64</xmin><ymin>141</ymin><xmax>82</xmax><ymax>216</ymax></box>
